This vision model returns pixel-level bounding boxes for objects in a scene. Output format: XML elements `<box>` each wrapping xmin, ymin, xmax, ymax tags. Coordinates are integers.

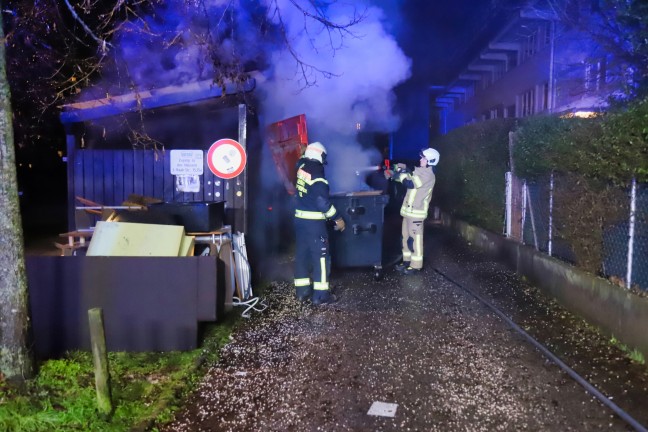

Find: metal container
<box><xmin>329</xmin><ymin>191</ymin><xmax>389</xmax><ymax>279</ymax></box>
<box><xmin>148</xmin><ymin>201</ymin><xmax>225</xmax><ymax>233</ymax></box>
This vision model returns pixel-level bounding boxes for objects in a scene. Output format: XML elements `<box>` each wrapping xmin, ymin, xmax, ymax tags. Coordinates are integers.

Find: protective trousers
<box><xmin>402</xmin><ymin>217</ymin><xmax>424</xmax><ymax>269</ymax></box>
<box><xmin>294</xmin><ymin>218</ymin><xmax>331</xmax><ymax>299</ymax></box>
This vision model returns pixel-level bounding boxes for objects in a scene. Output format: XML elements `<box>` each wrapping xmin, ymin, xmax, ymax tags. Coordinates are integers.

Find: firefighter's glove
<box><xmin>333</xmin><ymin>218</ymin><xmax>346</xmax><ymax>232</ymax></box>
<box><xmin>384</xmin><ymin>169</ymin><xmax>394</xmax><ymax>179</ymax></box>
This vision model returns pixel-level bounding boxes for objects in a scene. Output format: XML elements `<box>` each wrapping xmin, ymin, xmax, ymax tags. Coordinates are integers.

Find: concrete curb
<box><xmin>442</xmin><ymin>214</ymin><xmax>648</xmax><ymax>359</ymax></box>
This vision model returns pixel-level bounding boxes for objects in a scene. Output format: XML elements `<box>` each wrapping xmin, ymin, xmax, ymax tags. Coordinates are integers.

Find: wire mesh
<box><xmin>521</xmin><ymin>177</ymin><xmax>648</xmax><ymax>291</ymax></box>
<box><xmin>629</xmin><ymin>183</ymin><xmax>648</xmax><ymax>291</ymax></box>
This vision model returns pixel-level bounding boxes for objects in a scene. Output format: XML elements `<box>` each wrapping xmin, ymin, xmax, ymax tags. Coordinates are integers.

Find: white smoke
<box><xmin>257</xmin><ymin>1</ymin><xmax>411</xmax><ymax>191</ymax></box>
<box><xmin>80</xmin><ymin>0</ymin><xmax>410</xmax><ymax>191</ymax></box>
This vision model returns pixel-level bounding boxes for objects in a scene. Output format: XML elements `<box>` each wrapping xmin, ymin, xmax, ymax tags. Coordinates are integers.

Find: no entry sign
<box><xmin>207</xmin><ymin>138</ymin><xmax>247</xmax><ymax>179</ymax></box>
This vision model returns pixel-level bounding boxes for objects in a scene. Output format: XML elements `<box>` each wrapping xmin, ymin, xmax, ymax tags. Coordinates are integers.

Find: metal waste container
<box><xmin>329</xmin><ymin>191</ymin><xmax>389</xmax><ymax>279</ymax></box>
<box><xmin>148</xmin><ymin>201</ymin><xmax>225</xmax><ymax>232</ymax></box>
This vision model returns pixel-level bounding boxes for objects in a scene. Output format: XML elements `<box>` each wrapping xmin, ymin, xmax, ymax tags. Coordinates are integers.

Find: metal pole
<box><xmin>626</xmin><ymin>177</ymin><xmax>637</xmax><ymax>290</ymax></box>
<box><xmin>505</xmin><ymin>172</ymin><xmax>513</xmax><ymax>237</ymax></box>
<box><xmin>526</xmin><ymin>182</ymin><xmax>539</xmax><ymax>250</ymax></box>
<box><xmin>521</xmin><ymin>180</ymin><xmax>528</xmax><ymax>244</ymax></box>
<box><xmin>548</xmin><ymin>172</ymin><xmax>554</xmax><ymax>256</ymax></box>
<box><xmin>237</xmin><ymin>103</ymin><xmax>248</xmax><ymax>233</ymax></box>
<box><xmin>548</xmin><ymin>20</ymin><xmax>556</xmax><ymax>113</ymax></box>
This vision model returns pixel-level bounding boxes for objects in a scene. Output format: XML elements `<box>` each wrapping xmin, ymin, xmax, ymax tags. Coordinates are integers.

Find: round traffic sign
<box><xmin>206</xmin><ymin>138</ymin><xmax>247</xmax><ymax>179</ymax></box>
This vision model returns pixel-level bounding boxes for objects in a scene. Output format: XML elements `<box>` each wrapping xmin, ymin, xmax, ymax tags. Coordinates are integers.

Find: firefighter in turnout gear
<box><xmin>294</xmin><ymin>142</ymin><xmax>345</xmax><ymax>304</ymax></box>
<box><xmin>384</xmin><ymin>148</ymin><xmax>438</xmax><ymax>274</ymax></box>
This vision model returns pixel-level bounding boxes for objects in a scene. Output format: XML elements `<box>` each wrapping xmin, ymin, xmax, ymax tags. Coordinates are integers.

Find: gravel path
<box><xmin>160</xmin><ymin>224</ymin><xmax>644</xmax><ymax>431</ymax></box>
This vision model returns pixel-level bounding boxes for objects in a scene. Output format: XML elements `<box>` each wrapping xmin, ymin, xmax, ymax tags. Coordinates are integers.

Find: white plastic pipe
<box><xmin>626</xmin><ymin>177</ymin><xmax>637</xmax><ymax>290</ymax></box>
<box><xmin>521</xmin><ymin>180</ymin><xmax>528</xmax><ymax>244</ymax></box>
<box><xmin>505</xmin><ymin>172</ymin><xmax>513</xmax><ymax>237</ymax></box>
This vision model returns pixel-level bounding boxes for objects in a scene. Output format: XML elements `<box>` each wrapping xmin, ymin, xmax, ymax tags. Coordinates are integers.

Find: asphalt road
<box><xmin>160</xmin><ymin>222</ymin><xmax>646</xmax><ymax>431</ymax></box>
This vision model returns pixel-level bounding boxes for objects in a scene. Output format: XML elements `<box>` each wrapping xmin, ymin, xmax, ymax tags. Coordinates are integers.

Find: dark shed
<box><xmin>59</xmin><ymin>78</ymin><xmax>257</xmax><ymax>234</ymax></box>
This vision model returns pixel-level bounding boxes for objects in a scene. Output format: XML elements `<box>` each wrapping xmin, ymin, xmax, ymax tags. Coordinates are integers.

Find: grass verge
<box><xmin>0</xmin><ymin>315</ymin><xmax>239</xmax><ymax>432</ymax></box>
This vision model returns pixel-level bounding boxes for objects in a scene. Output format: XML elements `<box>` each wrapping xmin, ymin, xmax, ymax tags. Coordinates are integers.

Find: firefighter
<box><xmin>385</xmin><ymin>148</ymin><xmax>439</xmax><ymax>274</ymax></box>
<box><xmin>294</xmin><ymin>142</ymin><xmax>345</xmax><ymax>304</ymax></box>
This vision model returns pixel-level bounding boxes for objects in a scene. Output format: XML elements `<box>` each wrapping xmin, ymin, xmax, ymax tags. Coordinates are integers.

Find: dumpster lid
<box><xmin>266</xmin><ymin>114</ymin><xmax>309</xmax><ymax>195</ymax></box>
<box><xmin>331</xmin><ymin>190</ymin><xmax>384</xmax><ymax>197</ymax></box>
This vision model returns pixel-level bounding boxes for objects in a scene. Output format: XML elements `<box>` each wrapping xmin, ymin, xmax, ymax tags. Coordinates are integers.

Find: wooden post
<box><xmin>88</xmin><ymin>308</ymin><xmax>113</xmax><ymax>418</ymax></box>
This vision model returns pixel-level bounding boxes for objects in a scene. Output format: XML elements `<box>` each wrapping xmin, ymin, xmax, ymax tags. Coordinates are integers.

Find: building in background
<box><xmin>432</xmin><ymin>2</ymin><xmax>627</xmax><ymax>135</ymax></box>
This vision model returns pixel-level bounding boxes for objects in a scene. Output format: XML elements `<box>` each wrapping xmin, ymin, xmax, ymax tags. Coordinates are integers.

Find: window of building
<box><xmin>506</xmin><ymin>105</ymin><xmax>516</xmax><ymax>118</ymax></box>
<box><xmin>542</xmin><ymin>82</ymin><xmax>550</xmax><ymax>111</ymax></box>
<box><xmin>520</xmin><ymin>29</ymin><xmax>538</xmax><ymax>63</ymax></box>
<box><xmin>465</xmin><ymin>84</ymin><xmax>475</xmax><ymax>100</ymax></box>
<box><xmin>494</xmin><ymin>63</ymin><xmax>506</xmax><ymax>81</ymax></box>
<box><xmin>585</xmin><ymin>58</ymin><xmax>607</xmax><ymax>91</ymax></box>
<box><xmin>509</xmin><ymin>52</ymin><xmax>518</xmax><ymax>69</ymax></box>
<box><xmin>543</xmin><ymin>22</ymin><xmax>553</xmax><ymax>46</ymax></box>
<box><xmin>488</xmin><ymin>105</ymin><xmax>504</xmax><ymax>120</ymax></box>
<box><xmin>519</xmin><ymin>88</ymin><xmax>535</xmax><ymax>117</ymax></box>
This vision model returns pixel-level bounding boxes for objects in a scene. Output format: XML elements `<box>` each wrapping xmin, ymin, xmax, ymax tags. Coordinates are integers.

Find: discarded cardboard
<box><xmin>87</xmin><ymin>221</ymin><xmax>185</xmax><ymax>257</ymax></box>
<box><xmin>179</xmin><ymin>235</ymin><xmax>196</xmax><ymax>257</ymax></box>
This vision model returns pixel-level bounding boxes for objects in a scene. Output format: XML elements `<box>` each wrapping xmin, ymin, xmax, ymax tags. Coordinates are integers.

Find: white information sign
<box><xmin>170</xmin><ymin>150</ymin><xmax>204</xmax><ymax>175</ymax></box>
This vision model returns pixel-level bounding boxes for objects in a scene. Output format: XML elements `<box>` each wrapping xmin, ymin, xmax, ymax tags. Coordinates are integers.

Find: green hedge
<box><xmin>432</xmin><ymin>98</ymin><xmax>648</xmax><ymax>274</ymax></box>
<box><xmin>434</xmin><ymin>118</ymin><xmax>515</xmax><ymax>232</ymax></box>
<box><xmin>514</xmin><ymin>99</ymin><xmax>648</xmax><ymax>185</ymax></box>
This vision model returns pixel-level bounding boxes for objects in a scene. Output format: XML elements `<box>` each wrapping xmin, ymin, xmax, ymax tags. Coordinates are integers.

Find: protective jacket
<box><xmin>394</xmin><ymin>166</ymin><xmax>436</xmax><ymax>219</ymax></box>
<box><xmin>294</xmin><ymin>158</ymin><xmax>339</xmax><ymax>221</ymax></box>
<box><xmin>293</xmin><ymin>157</ymin><xmax>338</xmax><ymax>300</ymax></box>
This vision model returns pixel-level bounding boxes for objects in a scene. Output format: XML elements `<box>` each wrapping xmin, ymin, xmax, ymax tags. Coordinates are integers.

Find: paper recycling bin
<box><xmin>148</xmin><ymin>201</ymin><xmax>225</xmax><ymax>232</ymax></box>
<box><xmin>329</xmin><ymin>190</ymin><xmax>389</xmax><ymax>279</ymax></box>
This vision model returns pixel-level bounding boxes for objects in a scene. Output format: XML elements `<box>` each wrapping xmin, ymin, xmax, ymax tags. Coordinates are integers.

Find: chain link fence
<box><xmin>520</xmin><ymin>176</ymin><xmax>647</xmax><ymax>291</ymax></box>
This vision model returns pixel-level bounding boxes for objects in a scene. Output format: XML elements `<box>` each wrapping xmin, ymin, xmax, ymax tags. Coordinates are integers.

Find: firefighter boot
<box><xmin>402</xmin><ymin>266</ymin><xmax>422</xmax><ymax>275</ymax></box>
<box><xmin>312</xmin><ymin>291</ymin><xmax>338</xmax><ymax>306</ymax></box>
<box><xmin>295</xmin><ymin>286</ymin><xmax>312</xmax><ymax>303</ymax></box>
<box><xmin>395</xmin><ymin>261</ymin><xmax>410</xmax><ymax>273</ymax></box>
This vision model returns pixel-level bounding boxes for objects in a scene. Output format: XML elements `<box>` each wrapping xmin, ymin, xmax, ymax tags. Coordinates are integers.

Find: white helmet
<box><xmin>421</xmin><ymin>148</ymin><xmax>440</xmax><ymax>166</ymax></box>
<box><xmin>304</xmin><ymin>141</ymin><xmax>327</xmax><ymax>164</ymax></box>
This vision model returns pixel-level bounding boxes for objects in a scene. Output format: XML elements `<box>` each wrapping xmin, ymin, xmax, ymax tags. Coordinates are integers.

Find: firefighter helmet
<box><xmin>421</xmin><ymin>148</ymin><xmax>440</xmax><ymax>166</ymax></box>
<box><xmin>305</xmin><ymin>141</ymin><xmax>327</xmax><ymax>164</ymax></box>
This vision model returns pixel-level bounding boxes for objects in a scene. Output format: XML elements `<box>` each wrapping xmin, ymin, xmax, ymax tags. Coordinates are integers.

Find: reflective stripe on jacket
<box><xmin>395</xmin><ymin>166</ymin><xmax>435</xmax><ymax>219</ymax></box>
<box><xmin>294</xmin><ymin>158</ymin><xmax>339</xmax><ymax>221</ymax></box>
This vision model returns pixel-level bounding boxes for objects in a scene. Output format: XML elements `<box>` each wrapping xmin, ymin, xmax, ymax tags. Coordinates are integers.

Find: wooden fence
<box><xmin>67</xmin><ymin>148</ymin><xmax>231</xmax><ymax>230</ymax></box>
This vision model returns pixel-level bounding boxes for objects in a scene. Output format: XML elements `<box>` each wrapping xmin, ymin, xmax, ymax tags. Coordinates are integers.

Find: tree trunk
<box><xmin>0</xmin><ymin>9</ymin><xmax>34</xmax><ymax>381</ymax></box>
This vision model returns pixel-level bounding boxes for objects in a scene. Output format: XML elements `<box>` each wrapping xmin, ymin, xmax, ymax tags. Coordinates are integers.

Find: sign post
<box><xmin>207</xmin><ymin>139</ymin><xmax>247</xmax><ymax>179</ymax></box>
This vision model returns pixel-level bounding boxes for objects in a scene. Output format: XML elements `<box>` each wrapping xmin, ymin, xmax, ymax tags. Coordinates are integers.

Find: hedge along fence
<box><xmin>433</xmin><ymin>118</ymin><xmax>515</xmax><ymax>233</ymax></box>
<box><xmin>432</xmin><ymin>97</ymin><xmax>648</xmax><ymax>289</ymax></box>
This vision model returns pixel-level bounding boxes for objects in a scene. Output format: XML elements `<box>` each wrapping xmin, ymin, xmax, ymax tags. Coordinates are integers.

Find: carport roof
<box><xmin>59</xmin><ymin>77</ymin><xmax>256</xmax><ymax>124</ymax></box>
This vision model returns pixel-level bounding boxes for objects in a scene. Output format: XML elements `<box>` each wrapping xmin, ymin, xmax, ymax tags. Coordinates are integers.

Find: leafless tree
<box><xmin>0</xmin><ymin>0</ymin><xmax>366</xmax><ymax>381</ymax></box>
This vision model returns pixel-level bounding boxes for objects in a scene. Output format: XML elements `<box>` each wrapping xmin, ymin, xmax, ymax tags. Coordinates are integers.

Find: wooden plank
<box><xmin>83</xmin><ymin>150</ymin><xmax>95</xmax><ymax>202</ymax></box>
<box><xmin>67</xmin><ymin>133</ymin><xmax>78</xmax><ymax>232</ymax></box>
<box><xmin>123</xmin><ymin>150</ymin><xmax>135</xmax><ymax>200</ymax></box>
<box><xmin>103</xmin><ymin>150</ymin><xmax>114</xmax><ymax>206</ymax></box>
<box><xmin>93</xmin><ymin>150</ymin><xmax>105</xmax><ymax>204</ymax></box>
<box><xmin>153</xmin><ymin>150</ymin><xmax>164</xmax><ymax>199</ymax></box>
<box><xmin>133</xmin><ymin>150</ymin><xmax>144</xmax><ymax>197</ymax></box>
<box><xmin>88</xmin><ymin>308</ymin><xmax>113</xmax><ymax>418</ymax></box>
<box><xmin>143</xmin><ymin>150</ymin><xmax>155</xmax><ymax>198</ymax></box>
<box><xmin>26</xmin><ymin>256</ymin><xmax>206</xmax><ymax>354</ymax></box>
<box><xmin>163</xmin><ymin>152</ymin><xmax>174</xmax><ymax>202</ymax></box>
<box><xmin>59</xmin><ymin>78</ymin><xmax>255</xmax><ymax>123</ymax></box>
<box><xmin>113</xmin><ymin>151</ymin><xmax>125</xmax><ymax>206</ymax></box>
<box><xmin>73</xmin><ymin>146</ymin><xmax>85</xmax><ymax>218</ymax></box>
<box><xmin>54</xmin><ymin>242</ymin><xmax>88</xmax><ymax>256</ymax></box>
